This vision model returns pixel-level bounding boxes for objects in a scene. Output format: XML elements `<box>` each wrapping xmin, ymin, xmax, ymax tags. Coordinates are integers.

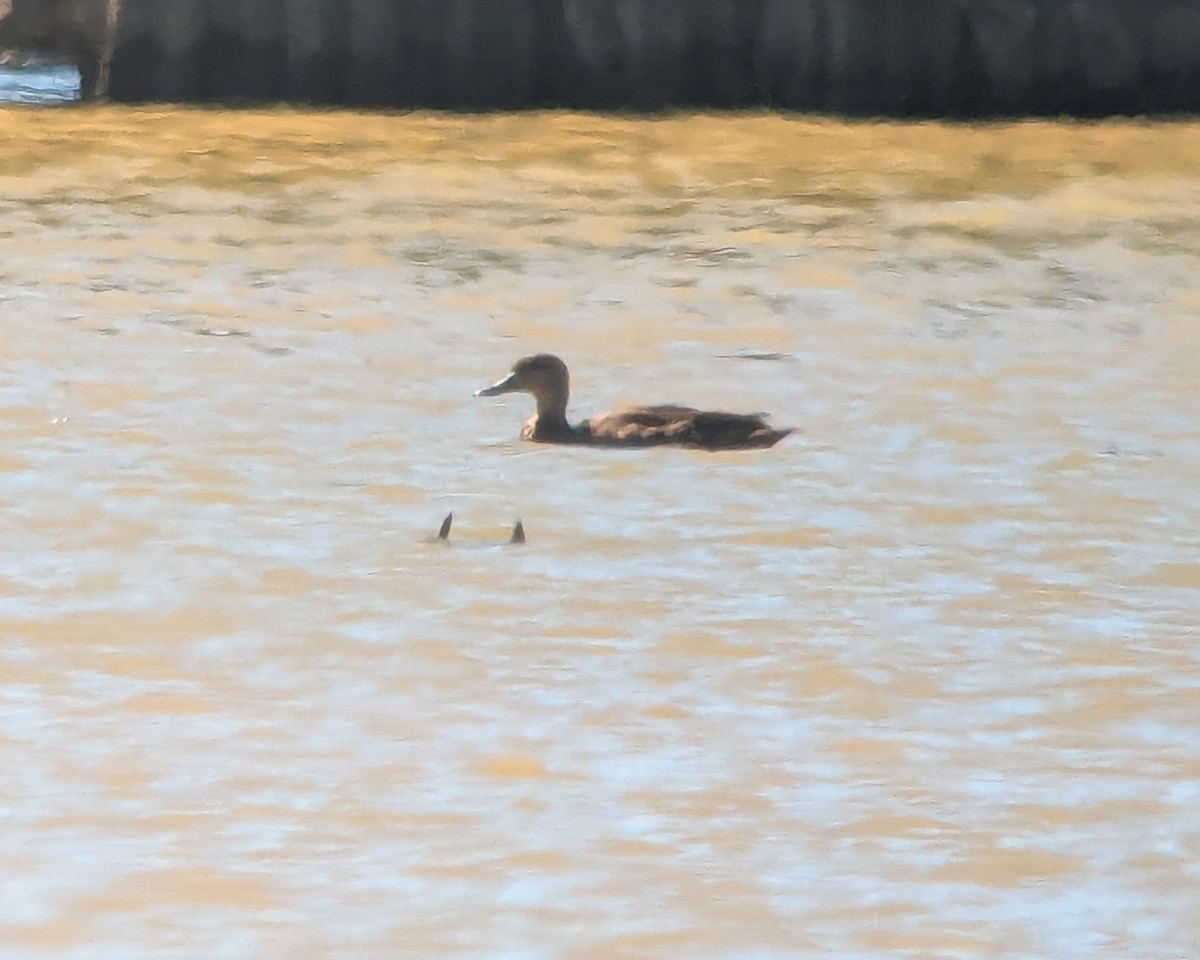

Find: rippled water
<box><xmin>1</xmin><ymin>107</ymin><xmax>1198</xmax><ymax>959</ymax></box>
<box><xmin>0</xmin><ymin>62</ymin><xmax>77</xmax><ymax>104</ymax></box>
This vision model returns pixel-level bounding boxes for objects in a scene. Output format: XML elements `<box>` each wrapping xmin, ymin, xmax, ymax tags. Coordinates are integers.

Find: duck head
<box><xmin>475</xmin><ymin>354</ymin><xmax>571</xmax><ymax>427</ymax></box>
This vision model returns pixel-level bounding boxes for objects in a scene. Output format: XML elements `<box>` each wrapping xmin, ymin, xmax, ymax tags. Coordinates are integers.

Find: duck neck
<box><xmin>533</xmin><ymin>390</ymin><xmax>572</xmax><ymax>437</ymax></box>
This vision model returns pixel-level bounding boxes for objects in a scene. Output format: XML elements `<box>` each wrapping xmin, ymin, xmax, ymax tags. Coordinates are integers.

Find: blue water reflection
<box><xmin>0</xmin><ymin>61</ymin><xmax>78</xmax><ymax>103</ymax></box>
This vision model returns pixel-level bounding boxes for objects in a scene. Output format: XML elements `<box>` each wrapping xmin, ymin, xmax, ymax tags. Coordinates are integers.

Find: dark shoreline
<box><xmin>4</xmin><ymin>0</ymin><xmax>1200</xmax><ymax>115</ymax></box>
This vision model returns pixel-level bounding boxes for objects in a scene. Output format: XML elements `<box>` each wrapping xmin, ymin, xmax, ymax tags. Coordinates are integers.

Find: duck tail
<box><xmin>509</xmin><ymin>520</ymin><xmax>526</xmax><ymax>545</ymax></box>
<box><xmin>438</xmin><ymin>512</ymin><xmax>453</xmax><ymax>540</ymax></box>
<box><xmin>758</xmin><ymin>426</ymin><xmax>794</xmax><ymax>448</ymax></box>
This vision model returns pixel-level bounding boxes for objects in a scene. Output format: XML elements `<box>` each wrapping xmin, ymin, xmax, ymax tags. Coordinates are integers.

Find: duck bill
<box><xmin>475</xmin><ymin>372</ymin><xmax>519</xmax><ymax>397</ymax></box>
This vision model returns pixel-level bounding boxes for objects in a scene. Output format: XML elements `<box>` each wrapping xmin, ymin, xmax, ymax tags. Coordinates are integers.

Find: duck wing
<box><xmin>587</xmin><ymin>406</ymin><xmax>791</xmax><ymax>450</ymax></box>
<box><xmin>686</xmin><ymin>410</ymin><xmax>793</xmax><ymax>450</ymax></box>
<box><xmin>585</xmin><ymin>405</ymin><xmax>700</xmax><ymax>445</ymax></box>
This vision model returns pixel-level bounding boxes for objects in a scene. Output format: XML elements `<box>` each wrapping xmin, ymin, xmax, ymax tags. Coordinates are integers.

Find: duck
<box><xmin>475</xmin><ymin>354</ymin><xmax>792</xmax><ymax>450</ymax></box>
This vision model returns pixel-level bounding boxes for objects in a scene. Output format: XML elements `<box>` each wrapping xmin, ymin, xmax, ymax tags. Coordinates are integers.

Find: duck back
<box><xmin>585</xmin><ymin>406</ymin><xmax>791</xmax><ymax>450</ymax></box>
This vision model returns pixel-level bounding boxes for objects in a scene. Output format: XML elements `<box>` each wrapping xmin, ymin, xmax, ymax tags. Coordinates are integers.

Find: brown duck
<box><xmin>475</xmin><ymin>354</ymin><xmax>792</xmax><ymax>450</ymax></box>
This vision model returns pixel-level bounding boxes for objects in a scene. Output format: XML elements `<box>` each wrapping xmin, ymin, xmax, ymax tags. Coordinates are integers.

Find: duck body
<box><xmin>523</xmin><ymin>405</ymin><xmax>788</xmax><ymax>450</ymax></box>
<box><xmin>477</xmin><ymin>354</ymin><xmax>791</xmax><ymax>451</ymax></box>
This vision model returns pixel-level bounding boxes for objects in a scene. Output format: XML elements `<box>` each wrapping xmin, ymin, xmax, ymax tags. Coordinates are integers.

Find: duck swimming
<box><xmin>475</xmin><ymin>354</ymin><xmax>792</xmax><ymax>450</ymax></box>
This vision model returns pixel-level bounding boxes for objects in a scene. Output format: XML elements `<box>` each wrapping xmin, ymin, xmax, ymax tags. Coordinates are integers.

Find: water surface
<box><xmin>0</xmin><ymin>61</ymin><xmax>77</xmax><ymax>104</ymax></box>
<box><xmin>1</xmin><ymin>108</ymin><xmax>1198</xmax><ymax>959</ymax></box>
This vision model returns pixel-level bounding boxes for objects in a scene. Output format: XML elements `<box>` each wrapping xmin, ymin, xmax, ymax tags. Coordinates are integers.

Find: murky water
<box><xmin>1</xmin><ymin>105</ymin><xmax>1198</xmax><ymax>959</ymax></box>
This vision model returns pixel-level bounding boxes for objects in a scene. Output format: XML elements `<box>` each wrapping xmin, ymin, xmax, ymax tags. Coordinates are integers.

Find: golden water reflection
<box><xmin>1</xmin><ymin>108</ymin><xmax>1198</xmax><ymax>958</ymax></box>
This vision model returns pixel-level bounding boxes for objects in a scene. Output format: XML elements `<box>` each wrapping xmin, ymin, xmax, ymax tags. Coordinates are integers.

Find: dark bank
<box><xmin>3</xmin><ymin>0</ymin><xmax>1199</xmax><ymax>114</ymax></box>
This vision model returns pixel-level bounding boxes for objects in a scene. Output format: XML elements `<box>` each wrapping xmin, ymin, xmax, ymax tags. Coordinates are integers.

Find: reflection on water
<box><xmin>0</xmin><ymin>62</ymin><xmax>78</xmax><ymax>104</ymax></box>
<box><xmin>1</xmin><ymin>108</ymin><xmax>1198</xmax><ymax>958</ymax></box>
